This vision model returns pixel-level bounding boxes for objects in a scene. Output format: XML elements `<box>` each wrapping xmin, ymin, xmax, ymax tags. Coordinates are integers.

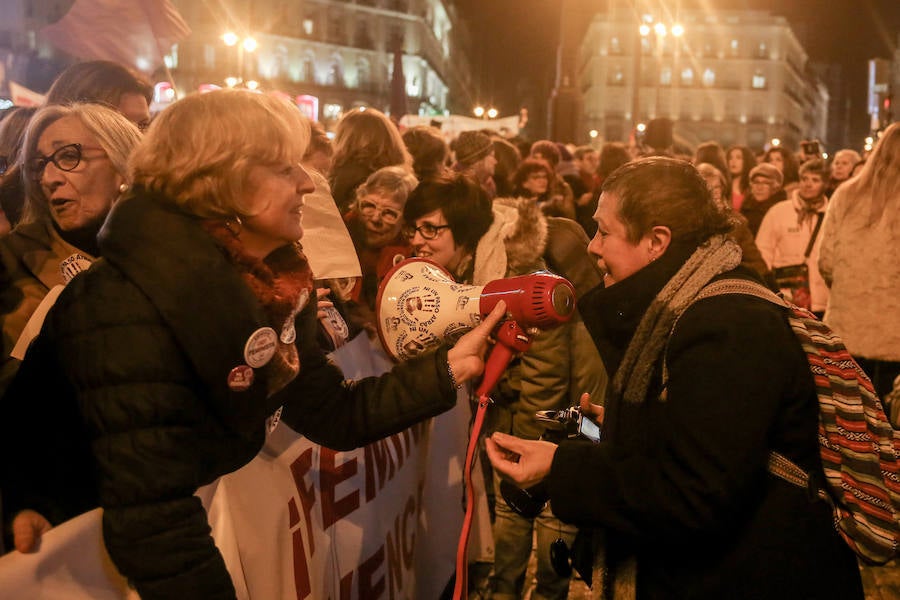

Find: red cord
<box><xmin>452</xmin><ymin>392</ymin><xmax>491</xmax><ymax>600</ymax></box>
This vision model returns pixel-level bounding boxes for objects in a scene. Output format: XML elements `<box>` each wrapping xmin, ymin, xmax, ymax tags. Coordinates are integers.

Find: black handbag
<box><xmin>771</xmin><ymin>213</ymin><xmax>823</xmax><ymax>310</ymax></box>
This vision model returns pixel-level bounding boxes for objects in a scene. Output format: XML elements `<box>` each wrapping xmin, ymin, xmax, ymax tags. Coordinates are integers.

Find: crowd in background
<box><xmin>0</xmin><ymin>59</ymin><xmax>899</xmax><ymax>599</ymax></box>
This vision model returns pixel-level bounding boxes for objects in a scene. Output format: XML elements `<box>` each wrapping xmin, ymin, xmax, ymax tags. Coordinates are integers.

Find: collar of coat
<box><xmin>468</xmin><ymin>197</ymin><xmax>548</xmax><ymax>284</ymax></box>
<box><xmin>97</xmin><ymin>188</ymin><xmax>280</xmax><ymax>429</ymax></box>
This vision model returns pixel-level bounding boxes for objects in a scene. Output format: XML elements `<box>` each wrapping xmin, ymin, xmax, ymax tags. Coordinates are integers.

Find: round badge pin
<box><xmin>227</xmin><ymin>365</ymin><xmax>254</xmax><ymax>392</ymax></box>
<box><xmin>244</xmin><ymin>327</ymin><xmax>278</xmax><ymax>368</ymax></box>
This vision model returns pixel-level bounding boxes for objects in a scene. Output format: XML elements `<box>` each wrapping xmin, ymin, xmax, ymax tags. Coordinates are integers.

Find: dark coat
<box><xmin>0</xmin><ymin>190</ymin><xmax>458</xmax><ymax>600</ymax></box>
<box><xmin>546</xmin><ymin>246</ymin><xmax>863</xmax><ymax>599</ymax></box>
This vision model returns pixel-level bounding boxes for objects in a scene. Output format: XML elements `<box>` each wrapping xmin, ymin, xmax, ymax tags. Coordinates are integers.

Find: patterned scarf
<box><xmin>792</xmin><ymin>191</ymin><xmax>826</xmax><ymax>226</ymax></box>
<box><xmin>202</xmin><ymin>220</ymin><xmax>314</xmax><ymax>395</ymax></box>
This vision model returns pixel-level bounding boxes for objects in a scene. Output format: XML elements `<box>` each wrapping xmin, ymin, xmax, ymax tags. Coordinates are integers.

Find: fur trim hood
<box><xmin>472</xmin><ymin>197</ymin><xmax>548</xmax><ymax>284</ymax></box>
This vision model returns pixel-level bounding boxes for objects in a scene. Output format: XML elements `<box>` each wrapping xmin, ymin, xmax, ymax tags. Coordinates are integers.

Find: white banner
<box><xmin>0</xmin><ymin>334</ymin><xmax>491</xmax><ymax>599</ymax></box>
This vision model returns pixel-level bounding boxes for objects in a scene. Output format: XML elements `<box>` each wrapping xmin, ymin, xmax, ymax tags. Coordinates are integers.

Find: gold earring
<box><xmin>225</xmin><ymin>215</ymin><xmax>243</xmax><ymax>237</ymax></box>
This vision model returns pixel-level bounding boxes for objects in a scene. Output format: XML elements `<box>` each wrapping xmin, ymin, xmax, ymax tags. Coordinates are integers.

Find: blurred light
<box><xmin>822</xmin><ymin>153</ymin><xmax>829</xmax><ymax>160</ymax></box>
<box><xmin>639</xmin><ymin>24</ymin><xmax>651</xmax><ymax>36</ymax></box>
<box><xmin>487</xmin><ymin>107</ymin><xmax>498</xmax><ymax>119</ymax></box>
<box><xmin>654</xmin><ymin>23</ymin><xmax>667</xmax><ymax>36</ymax></box>
<box><xmin>222</xmin><ymin>32</ymin><xmax>238</xmax><ymax>46</ymax></box>
<box><xmin>473</xmin><ymin>106</ymin><xmax>485</xmax><ymax>118</ymax></box>
<box><xmin>865</xmin><ymin>136</ymin><xmax>874</xmax><ymax>145</ymax></box>
<box><xmin>771</xmin><ymin>138</ymin><xmax>781</xmax><ymax>147</ymax></box>
<box><xmin>636</xmin><ymin>122</ymin><xmax>647</xmax><ymax>132</ymax></box>
<box><xmin>864</xmin><ymin>143</ymin><xmax>873</xmax><ymax>152</ymax></box>
<box><xmin>242</xmin><ymin>37</ymin><xmax>258</xmax><ymax>52</ymax></box>
<box><xmin>246</xmin><ymin>80</ymin><xmax>259</xmax><ymax>90</ymax></box>
<box><xmin>225</xmin><ymin>76</ymin><xmax>239</xmax><ymax>88</ymax></box>
<box><xmin>0</xmin><ymin>99</ymin><xmax>13</xmax><ymax>110</ymax></box>
<box><xmin>671</xmin><ymin>23</ymin><xmax>684</xmax><ymax>37</ymax></box>
<box><xmin>589</xmin><ymin>129</ymin><xmax>599</xmax><ymax>139</ymax></box>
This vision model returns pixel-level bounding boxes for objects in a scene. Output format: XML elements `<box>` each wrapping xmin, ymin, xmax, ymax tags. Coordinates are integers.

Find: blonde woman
<box><xmin>0</xmin><ymin>90</ymin><xmax>503</xmax><ymax>599</ymax></box>
<box><xmin>819</xmin><ymin>122</ymin><xmax>900</xmax><ymax>403</ymax></box>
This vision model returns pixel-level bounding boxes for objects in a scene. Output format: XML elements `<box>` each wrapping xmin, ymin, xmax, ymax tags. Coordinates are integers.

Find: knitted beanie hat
<box><xmin>455</xmin><ymin>131</ymin><xmax>493</xmax><ymax>165</ymax></box>
<box><xmin>749</xmin><ymin>162</ymin><xmax>783</xmax><ymax>187</ymax></box>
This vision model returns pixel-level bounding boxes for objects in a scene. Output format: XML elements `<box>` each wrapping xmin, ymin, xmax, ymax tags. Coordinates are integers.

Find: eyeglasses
<box><xmin>358</xmin><ymin>199</ymin><xmax>401</xmax><ymax>224</ymax></box>
<box><xmin>0</xmin><ymin>156</ymin><xmax>8</xmax><ymax>177</ymax></box>
<box><xmin>27</xmin><ymin>143</ymin><xmax>107</xmax><ymax>182</ymax></box>
<box><xmin>402</xmin><ymin>222</ymin><xmax>451</xmax><ymax>240</ymax></box>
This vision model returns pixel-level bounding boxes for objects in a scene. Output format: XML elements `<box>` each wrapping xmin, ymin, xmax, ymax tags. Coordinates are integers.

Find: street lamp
<box><xmin>473</xmin><ymin>105</ymin><xmax>498</xmax><ymax>120</ymax></box>
<box><xmin>222</xmin><ymin>31</ymin><xmax>257</xmax><ymax>88</ymax></box>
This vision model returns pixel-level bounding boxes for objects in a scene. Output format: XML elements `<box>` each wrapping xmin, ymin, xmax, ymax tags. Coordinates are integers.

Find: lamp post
<box><xmin>631</xmin><ymin>18</ymin><xmax>684</xmax><ymax>137</ymax></box>
<box><xmin>222</xmin><ymin>31</ymin><xmax>258</xmax><ymax>88</ymax></box>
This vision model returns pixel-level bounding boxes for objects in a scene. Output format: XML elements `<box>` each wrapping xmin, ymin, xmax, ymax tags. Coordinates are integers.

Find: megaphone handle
<box><xmin>475</xmin><ymin>321</ymin><xmax>533</xmax><ymax>398</ymax></box>
<box><xmin>452</xmin><ymin>393</ymin><xmax>490</xmax><ymax>600</ymax></box>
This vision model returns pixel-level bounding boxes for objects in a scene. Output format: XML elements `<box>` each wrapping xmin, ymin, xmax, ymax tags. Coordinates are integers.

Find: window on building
<box><xmin>203</xmin><ymin>44</ymin><xmax>215</xmax><ymax>70</ymax></box>
<box><xmin>752</xmin><ymin>70</ymin><xmax>766</xmax><ymax>89</ymax></box>
<box><xmin>756</xmin><ymin>41</ymin><xmax>767</xmax><ymax>59</ymax></box>
<box><xmin>609</xmin><ymin>66</ymin><xmax>625</xmax><ymax>85</ymax></box>
<box><xmin>355</xmin><ymin>22</ymin><xmax>373</xmax><ymax>49</ymax></box>
<box><xmin>660</xmin><ymin>67</ymin><xmax>672</xmax><ymax>86</ymax></box>
<box><xmin>730</xmin><ymin>39</ymin><xmax>739</xmax><ymax>57</ymax></box>
<box><xmin>323</xmin><ymin>103</ymin><xmax>343</xmax><ymax>120</ymax></box>
<box><xmin>356</xmin><ymin>59</ymin><xmax>370</xmax><ymax>88</ymax></box>
<box><xmin>327</xmin><ymin>59</ymin><xmax>343</xmax><ymax>86</ymax></box>
<box><xmin>328</xmin><ymin>15</ymin><xmax>344</xmax><ymax>41</ymax></box>
<box><xmin>302</xmin><ymin>17</ymin><xmax>314</xmax><ymax>36</ymax></box>
<box><xmin>641</xmin><ymin>37</ymin><xmax>651</xmax><ymax>55</ymax></box>
<box><xmin>681</xmin><ymin>67</ymin><xmax>694</xmax><ymax>86</ymax></box>
<box><xmin>702</xmin><ymin>68</ymin><xmax>715</xmax><ymax>87</ymax></box>
<box><xmin>609</xmin><ymin>36</ymin><xmax>621</xmax><ymax>54</ymax></box>
<box><xmin>302</xmin><ymin>57</ymin><xmax>315</xmax><ymax>82</ymax></box>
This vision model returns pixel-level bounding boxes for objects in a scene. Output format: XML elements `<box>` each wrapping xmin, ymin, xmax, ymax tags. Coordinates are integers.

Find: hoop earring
<box><xmin>225</xmin><ymin>215</ymin><xmax>243</xmax><ymax>237</ymax></box>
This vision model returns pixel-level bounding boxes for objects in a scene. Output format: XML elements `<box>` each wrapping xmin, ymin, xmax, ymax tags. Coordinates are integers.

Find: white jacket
<box><xmin>755</xmin><ymin>192</ymin><xmax>829</xmax><ymax>312</ymax></box>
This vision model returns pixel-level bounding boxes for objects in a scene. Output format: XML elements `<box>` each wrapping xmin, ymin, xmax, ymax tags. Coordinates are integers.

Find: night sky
<box><xmin>454</xmin><ymin>0</ymin><xmax>900</xmax><ymax>140</ymax></box>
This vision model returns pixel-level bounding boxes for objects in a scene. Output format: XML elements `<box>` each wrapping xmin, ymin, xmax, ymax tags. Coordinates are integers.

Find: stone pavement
<box><xmin>468</xmin><ymin>557</ymin><xmax>900</xmax><ymax>599</ymax></box>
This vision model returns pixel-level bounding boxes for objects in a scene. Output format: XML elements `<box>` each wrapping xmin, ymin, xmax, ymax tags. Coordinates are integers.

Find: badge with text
<box><xmin>244</xmin><ymin>327</ymin><xmax>278</xmax><ymax>368</ymax></box>
<box><xmin>227</xmin><ymin>365</ymin><xmax>255</xmax><ymax>391</ymax></box>
<box><xmin>59</xmin><ymin>253</ymin><xmax>93</xmax><ymax>284</ymax></box>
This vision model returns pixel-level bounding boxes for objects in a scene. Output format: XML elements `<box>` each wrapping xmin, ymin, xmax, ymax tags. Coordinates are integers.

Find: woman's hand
<box><xmin>11</xmin><ymin>509</ymin><xmax>52</xmax><ymax>553</ymax></box>
<box><xmin>315</xmin><ymin>287</ymin><xmax>333</xmax><ymax>320</ymax></box>
<box><xmin>579</xmin><ymin>392</ymin><xmax>605</xmax><ymax>424</ymax></box>
<box><xmin>485</xmin><ymin>431</ymin><xmax>558</xmax><ymax>489</ymax></box>
<box><xmin>445</xmin><ymin>300</ymin><xmax>507</xmax><ymax>385</ymax></box>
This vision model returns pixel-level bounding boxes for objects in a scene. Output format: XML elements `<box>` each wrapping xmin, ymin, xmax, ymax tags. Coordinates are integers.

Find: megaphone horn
<box><xmin>376</xmin><ymin>258</ymin><xmax>576</xmax><ymax>362</ymax></box>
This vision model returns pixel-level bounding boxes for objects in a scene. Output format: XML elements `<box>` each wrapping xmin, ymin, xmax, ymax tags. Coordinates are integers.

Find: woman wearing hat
<box><xmin>452</xmin><ymin>130</ymin><xmax>498</xmax><ymax>199</ymax></box>
<box><xmin>740</xmin><ymin>162</ymin><xmax>785</xmax><ymax>236</ymax></box>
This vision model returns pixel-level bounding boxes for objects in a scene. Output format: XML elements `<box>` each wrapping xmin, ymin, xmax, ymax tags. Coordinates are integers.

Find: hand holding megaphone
<box><xmin>446</xmin><ymin>300</ymin><xmax>509</xmax><ymax>387</ymax></box>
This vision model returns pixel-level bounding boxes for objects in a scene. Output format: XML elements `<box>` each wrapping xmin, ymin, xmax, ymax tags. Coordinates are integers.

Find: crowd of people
<box><xmin>0</xmin><ymin>58</ymin><xmax>898</xmax><ymax>600</ymax></box>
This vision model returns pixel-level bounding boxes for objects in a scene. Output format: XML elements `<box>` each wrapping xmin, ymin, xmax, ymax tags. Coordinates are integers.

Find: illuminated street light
<box><xmin>487</xmin><ymin>107</ymin><xmax>498</xmax><ymax>119</ymax></box>
<box><xmin>671</xmin><ymin>23</ymin><xmax>685</xmax><ymax>37</ymax></box>
<box><xmin>636</xmin><ymin>122</ymin><xmax>647</xmax><ymax>133</ymax></box>
<box><xmin>242</xmin><ymin>37</ymin><xmax>258</xmax><ymax>53</ymax></box>
<box><xmin>654</xmin><ymin>22</ymin><xmax>667</xmax><ymax>36</ymax></box>
<box><xmin>473</xmin><ymin>106</ymin><xmax>485</xmax><ymax>118</ymax></box>
<box><xmin>771</xmin><ymin>138</ymin><xmax>781</xmax><ymax>147</ymax></box>
<box><xmin>222</xmin><ymin>31</ymin><xmax>238</xmax><ymax>46</ymax></box>
<box><xmin>246</xmin><ymin>80</ymin><xmax>259</xmax><ymax>90</ymax></box>
<box><xmin>224</xmin><ymin>76</ymin><xmax>240</xmax><ymax>88</ymax></box>
<box><xmin>589</xmin><ymin>129</ymin><xmax>599</xmax><ymax>139</ymax></box>
<box><xmin>639</xmin><ymin>24</ymin><xmax>651</xmax><ymax>37</ymax></box>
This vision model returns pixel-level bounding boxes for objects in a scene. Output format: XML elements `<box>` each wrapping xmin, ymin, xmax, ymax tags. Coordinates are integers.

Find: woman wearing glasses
<box><xmin>403</xmin><ymin>173</ymin><xmax>606</xmax><ymax>599</ymax></box>
<box><xmin>0</xmin><ymin>103</ymin><xmax>141</xmax><ymax>397</ymax></box>
<box><xmin>343</xmin><ymin>165</ymin><xmax>418</xmax><ymax>332</ymax></box>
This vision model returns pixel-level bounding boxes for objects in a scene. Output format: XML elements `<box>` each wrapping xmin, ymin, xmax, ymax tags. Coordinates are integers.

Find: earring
<box><xmin>225</xmin><ymin>215</ymin><xmax>243</xmax><ymax>237</ymax></box>
<box><xmin>118</xmin><ymin>183</ymin><xmax>130</xmax><ymax>194</ymax></box>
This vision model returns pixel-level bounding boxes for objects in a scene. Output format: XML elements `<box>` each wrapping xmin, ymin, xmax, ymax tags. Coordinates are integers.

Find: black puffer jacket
<box><xmin>0</xmin><ymin>190</ymin><xmax>457</xmax><ymax>599</ymax></box>
<box><xmin>547</xmin><ymin>246</ymin><xmax>863</xmax><ymax>599</ymax></box>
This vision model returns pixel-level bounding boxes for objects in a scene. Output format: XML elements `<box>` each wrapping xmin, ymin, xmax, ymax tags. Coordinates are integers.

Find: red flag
<box><xmin>40</xmin><ymin>0</ymin><xmax>191</xmax><ymax>74</ymax></box>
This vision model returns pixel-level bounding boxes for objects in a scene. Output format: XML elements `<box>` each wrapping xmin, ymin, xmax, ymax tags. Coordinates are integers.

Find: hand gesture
<box><xmin>485</xmin><ymin>431</ymin><xmax>558</xmax><ymax>489</ymax></box>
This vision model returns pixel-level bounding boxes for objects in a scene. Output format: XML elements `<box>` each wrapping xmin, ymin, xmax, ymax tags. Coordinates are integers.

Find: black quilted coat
<box><xmin>0</xmin><ymin>189</ymin><xmax>457</xmax><ymax>599</ymax></box>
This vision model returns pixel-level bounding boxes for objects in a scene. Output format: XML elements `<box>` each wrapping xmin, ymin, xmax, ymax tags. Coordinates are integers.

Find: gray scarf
<box><xmin>592</xmin><ymin>234</ymin><xmax>742</xmax><ymax>600</ymax></box>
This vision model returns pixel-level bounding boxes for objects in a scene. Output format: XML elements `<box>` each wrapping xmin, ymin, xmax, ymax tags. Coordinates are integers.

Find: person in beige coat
<box><xmin>818</xmin><ymin>122</ymin><xmax>900</xmax><ymax>418</ymax></box>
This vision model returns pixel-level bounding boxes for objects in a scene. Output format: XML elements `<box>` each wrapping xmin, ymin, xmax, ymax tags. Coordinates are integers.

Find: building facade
<box><xmin>168</xmin><ymin>0</ymin><xmax>473</xmax><ymax>130</ymax></box>
<box><xmin>576</xmin><ymin>1</ymin><xmax>829</xmax><ymax>151</ymax></box>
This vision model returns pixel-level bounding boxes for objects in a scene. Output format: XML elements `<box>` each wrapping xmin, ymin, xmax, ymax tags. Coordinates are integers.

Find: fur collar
<box><xmin>471</xmin><ymin>196</ymin><xmax>548</xmax><ymax>284</ymax></box>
